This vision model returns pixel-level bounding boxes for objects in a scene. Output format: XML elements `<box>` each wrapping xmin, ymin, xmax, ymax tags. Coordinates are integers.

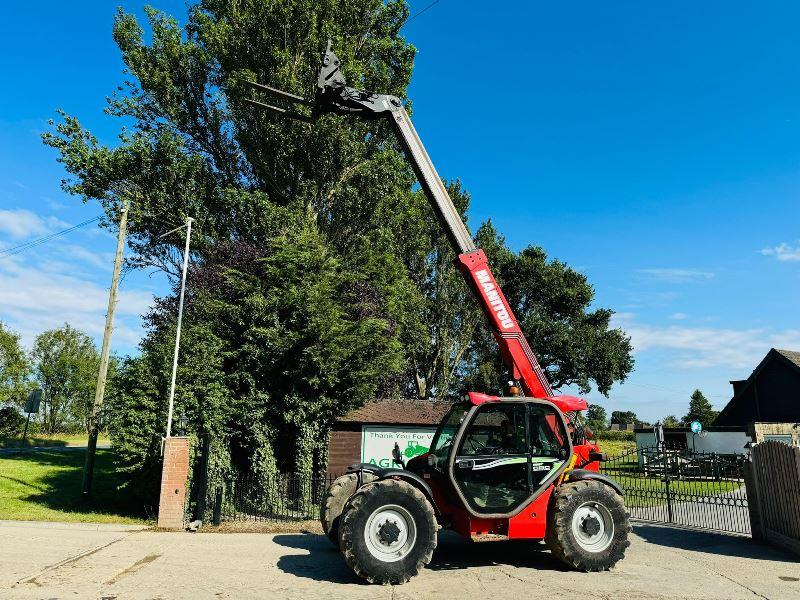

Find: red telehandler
<box><xmin>245</xmin><ymin>42</ymin><xmax>630</xmax><ymax>585</ymax></box>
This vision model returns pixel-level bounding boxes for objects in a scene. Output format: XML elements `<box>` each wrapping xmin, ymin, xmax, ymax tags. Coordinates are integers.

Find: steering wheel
<box><xmin>530</xmin><ymin>439</ymin><xmax>543</xmax><ymax>456</ymax></box>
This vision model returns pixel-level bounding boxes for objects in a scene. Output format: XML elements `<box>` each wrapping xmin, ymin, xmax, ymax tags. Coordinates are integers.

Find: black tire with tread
<box><xmin>545</xmin><ymin>479</ymin><xmax>631</xmax><ymax>571</ymax></box>
<box><xmin>338</xmin><ymin>479</ymin><xmax>437</xmax><ymax>585</ymax></box>
<box><xmin>320</xmin><ymin>472</ymin><xmax>376</xmax><ymax>545</ymax></box>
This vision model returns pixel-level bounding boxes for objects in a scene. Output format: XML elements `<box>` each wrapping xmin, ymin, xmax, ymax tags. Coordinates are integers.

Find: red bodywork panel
<box><xmin>466</xmin><ymin>391</ymin><xmax>587</xmax><ymax>412</ymax></box>
<box><xmin>449</xmin><ymin>488</ymin><xmax>556</xmax><ymax>540</ymax></box>
<box><xmin>457</xmin><ymin>250</ymin><xmax>554</xmax><ymax>400</ymax></box>
<box><xmin>545</xmin><ymin>394</ymin><xmax>588</xmax><ymax>412</ymax></box>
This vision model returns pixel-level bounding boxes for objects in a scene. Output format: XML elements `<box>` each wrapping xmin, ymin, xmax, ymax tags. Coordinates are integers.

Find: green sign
<box><xmin>361</xmin><ymin>426</ymin><xmax>436</xmax><ymax>468</ymax></box>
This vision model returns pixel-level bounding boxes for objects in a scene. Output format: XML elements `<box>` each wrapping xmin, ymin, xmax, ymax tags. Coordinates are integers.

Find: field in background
<box><xmin>0</xmin><ymin>433</ymin><xmax>111</xmax><ymax>449</ymax></box>
<box><xmin>596</xmin><ymin>434</ymin><xmax>636</xmax><ymax>456</ymax></box>
<box><xmin>0</xmin><ymin>448</ymin><xmax>150</xmax><ymax>524</ymax></box>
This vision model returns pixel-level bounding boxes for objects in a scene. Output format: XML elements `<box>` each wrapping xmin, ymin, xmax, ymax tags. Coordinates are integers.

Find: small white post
<box><xmin>166</xmin><ymin>216</ymin><xmax>193</xmax><ymax>438</ymax></box>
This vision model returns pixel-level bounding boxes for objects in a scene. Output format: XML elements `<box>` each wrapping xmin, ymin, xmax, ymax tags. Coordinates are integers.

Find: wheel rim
<box><xmin>571</xmin><ymin>501</ymin><xmax>614</xmax><ymax>553</ymax></box>
<box><xmin>363</xmin><ymin>504</ymin><xmax>417</xmax><ymax>562</ymax></box>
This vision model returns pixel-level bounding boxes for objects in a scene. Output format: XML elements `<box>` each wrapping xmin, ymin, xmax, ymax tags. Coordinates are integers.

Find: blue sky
<box><xmin>1</xmin><ymin>1</ymin><xmax>798</xmax><ymax>422</ymax></box>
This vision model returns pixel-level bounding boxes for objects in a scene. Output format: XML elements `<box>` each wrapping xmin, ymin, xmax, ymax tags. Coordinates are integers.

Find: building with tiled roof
<box><xmin>327</xmin><ymin>399</ymin><xmax>453</xmax><ymax>476</ymax></box>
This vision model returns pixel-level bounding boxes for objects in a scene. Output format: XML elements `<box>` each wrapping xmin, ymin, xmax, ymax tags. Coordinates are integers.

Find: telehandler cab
<box><xmin>246</xmin><ymin>42</ymin><xmax>630</xmax><ymax>585</ymax></box>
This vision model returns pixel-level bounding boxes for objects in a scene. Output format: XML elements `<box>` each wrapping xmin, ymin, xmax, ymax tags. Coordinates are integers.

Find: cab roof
<box><xmin>466</xmin><ymin>391</ymin><xmax>587</xmax><ymax>412</ymax></box>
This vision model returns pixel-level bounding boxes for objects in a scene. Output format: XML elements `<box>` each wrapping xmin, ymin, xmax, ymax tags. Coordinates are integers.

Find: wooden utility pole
<box><xmin>82</xmin><ymin>196</ymin><xmax>130</xmax><ymax>496</ymax></box>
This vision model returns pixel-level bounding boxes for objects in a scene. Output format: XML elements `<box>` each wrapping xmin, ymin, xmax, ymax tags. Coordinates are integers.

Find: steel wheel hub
<box><xmin>571</xmin><ymin>502</ymin><xmax>614</xmax><ymax>553</ymax></box>
<box><xmin>364</xmin><ymin>504</ymin><xmax>417</xmax><ymax>563</ymax></box>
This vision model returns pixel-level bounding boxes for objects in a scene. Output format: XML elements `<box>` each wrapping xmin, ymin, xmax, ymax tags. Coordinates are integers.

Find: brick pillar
<box><xmin>157</xmin><ymin>436</ymin><xmax>190</xmax><ymax>529</ymax></box>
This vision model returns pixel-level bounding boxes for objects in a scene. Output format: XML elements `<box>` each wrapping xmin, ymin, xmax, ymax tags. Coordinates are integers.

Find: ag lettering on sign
<box><xmin>361</xmin><ymin>426</ymin><xmax>436</xmax><ymax>468</ymax></box>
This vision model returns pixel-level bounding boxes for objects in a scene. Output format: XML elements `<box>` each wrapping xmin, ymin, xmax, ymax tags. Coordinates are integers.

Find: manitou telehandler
<box><xmin>246</xmin><ymin>42</ymin><xmax>630</xmax><ymax>585</ymax></box>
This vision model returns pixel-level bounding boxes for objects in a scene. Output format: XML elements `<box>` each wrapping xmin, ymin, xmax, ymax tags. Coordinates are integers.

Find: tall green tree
<box><xmin>0</xmin><ymin>322</ymin><xmax>31</xmax><ymax>406</ymax></box>
<box><xmin>683</xmin><ymin>389</ymin><xmax>718</xmax><ymax>426</ymax></box>
<box><xmin>464</xmin><ymin>222</ymin><xmax>634</xmax><ymax>397</ymax></box>
<box><xmin>611</xmin><ymin>410</ymin><xmax>638</xmax><ymax>425</ymax></box>
<box><xmin>44</xmin><ymin>1</ymin><xmax>633</xmax><ymax>404</ymax></box>
<box><xmin>110</xmin><ymin>219</ymin><xmax>406</xmax><ymax>498</ymax></box>
<box><xmin>43</xmin><ymin>0</ymin><xmax>423</xmax><ymax>378</ymax></box>
<box><xmin>31</xmin><ymin>324</ymin><xmax>100</xmax><ymax>433</ymax></box>
<box><xmin>586</xmin><ymin>404</ymin><xmax>608</xmax><ymax>432</ymax></box>
<box><xmin>662</xmin><ymin>415</ymin><xmax>682</xmax><ymax>428</ymax></box>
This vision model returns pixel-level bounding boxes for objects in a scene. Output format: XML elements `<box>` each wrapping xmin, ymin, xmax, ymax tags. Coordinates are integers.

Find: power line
<box><xmin>0</xmin><ymin>216</ymin><xmax>101</xmax><ymax>259</ymax></box>
<box><xmin>407</xmin><ymin>0</ymin><xmax>441</xmax><ymax>23</ymax></box>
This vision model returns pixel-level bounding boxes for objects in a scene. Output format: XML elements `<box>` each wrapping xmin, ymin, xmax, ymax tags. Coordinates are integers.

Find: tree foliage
<box><xmin>661</xmin><ymin>415</ymin><xmax>682</xmax><ymax>428</ymax></box>
<box><xmin>31</xmin><ymin>324</ymin><xmax>100</xmax><ymax>434</ymax></box>
<box><xmin>0</xmin><ymin>322</ymin><xmax>31</xmax><ymax>406</ymax></box>
<box><xmin>610</xmin><ymin>410</ymin><xmax>638</xmax><ymax>425</ymax></box>
<box><xmin>0</xmin><ymin>406</ymin><xmax>25</xmax><ymax>438</ymax></box>
<box><xmin>586</xmin><ymin>404</ymin><xmax>608</xmax><ymax>432</ymax></box>
<box><xmin>683</xmin><ymin>389</ymin><xmax>718</xmax><ymax>426</ymax></box>
<box><xmin>110</xmin><ymin>217</ymin><xmax>406</xmax><ymax>496</ymax></box>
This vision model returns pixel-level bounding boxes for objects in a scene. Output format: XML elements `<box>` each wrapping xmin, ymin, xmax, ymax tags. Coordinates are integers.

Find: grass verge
<box><xmin>0</xmin><ymin>448</ymin><xmax>150</xmax><ymax>524</ymax></box>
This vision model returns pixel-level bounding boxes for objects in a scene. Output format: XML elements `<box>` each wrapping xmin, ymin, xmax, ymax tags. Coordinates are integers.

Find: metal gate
<box><xmin>601</xmin><ymin>446</ymin><xmax>750</xmax><ymax>535</ymax></box>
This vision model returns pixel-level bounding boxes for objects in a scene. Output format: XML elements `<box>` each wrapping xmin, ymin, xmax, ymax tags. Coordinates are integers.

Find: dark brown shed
<box><xmin>327</xmin><ymin>399</ymin><xmax>452</xmax><ymax>476</ymax></box>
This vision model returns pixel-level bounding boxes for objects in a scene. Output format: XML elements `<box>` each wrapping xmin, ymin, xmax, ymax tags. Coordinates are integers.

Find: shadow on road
<box><xmin>633</xmin><ymin>523</ymin><xmax>799</xmax><ymax>563</ymax></box>
<box><xmin>427</xmin><ymin>532</ymin><xmax>568</xmax><ymax>572</ymax></box>
<box><xmin>273</xmin><ymin>531</ymin><xmax>568</xmax><ymax>582</ymax></box>
<box><xmin>274</xmin><ymin>533</ymin><xmax>363</xmax><ymax>584</ymax></box>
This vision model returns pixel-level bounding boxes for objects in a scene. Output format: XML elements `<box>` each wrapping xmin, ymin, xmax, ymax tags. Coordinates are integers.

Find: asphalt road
<box><xmin>1</xmin><ymin>520</ymin><xmax>798</xmax><ymax>599</ymax></box>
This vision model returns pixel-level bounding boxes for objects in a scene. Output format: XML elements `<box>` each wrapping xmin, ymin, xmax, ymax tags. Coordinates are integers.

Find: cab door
<box><xmin>451</xmin><ymin>403</ymin><xmax>530</xmax><ymax>514</ymax></box>
<box><xmin>451</xmin><ymin>401</ymin><xmax>570</xmax><ymax>516</ymax></box>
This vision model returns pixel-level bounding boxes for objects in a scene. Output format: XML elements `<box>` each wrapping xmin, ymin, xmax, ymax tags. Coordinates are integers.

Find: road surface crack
<box><xmin>105</xmin><ymin>553</ymin><xmax>161</xmax><ymax>584</ymax></box>
<box><xmin>14</xmin><ymin>532</ymin><xmax>137</xmax><ymax>587</ymax></box>
<box><xmin>497</xmin><ymin>566</ymin><xmax>527</xmax><ymax>583</ymax></box>
<box><xmin>709</xmin><ymin>570</ymin><xmax>769</xmax><ymax>599</ymax></box>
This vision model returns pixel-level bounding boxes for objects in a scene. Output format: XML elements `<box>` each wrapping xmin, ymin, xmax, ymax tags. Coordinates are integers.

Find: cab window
<box><xmin>429</xmin><ymin>403</ymin><xmax>468</xmax><ymax>470</ymax></box>
<box><xmin>453</xmin><ymin>402</ymin><xmax>570</xmax><ymax>514</ymax></box>
<box><xmin>454</xmin><ymin>404</ymin><xmax>529</xmax><ymax>513</ymax></box>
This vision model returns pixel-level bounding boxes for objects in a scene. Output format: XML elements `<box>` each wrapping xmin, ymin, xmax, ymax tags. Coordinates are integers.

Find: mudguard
<box><xmin>346</xmin><ymin>463</ymin><xmax>440</xmax><ymax>514</ymax></box>
<box><xmin>565</xmin><ymin>468</ymin><xmax>625</xmax><ymax>496</ymax></box>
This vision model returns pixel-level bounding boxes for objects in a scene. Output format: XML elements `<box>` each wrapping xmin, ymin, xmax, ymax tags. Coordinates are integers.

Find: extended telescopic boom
<box><xmin>245</xmin><ymin>42</ymin><xmax>586</xmax><ymax>412</ymax></box>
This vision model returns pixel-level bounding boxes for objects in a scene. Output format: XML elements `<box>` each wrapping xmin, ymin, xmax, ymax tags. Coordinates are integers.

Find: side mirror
<box><xmin>392</xmin><ymin>442</ymin><xmax>406</xmax><ymax>469</ymax></box>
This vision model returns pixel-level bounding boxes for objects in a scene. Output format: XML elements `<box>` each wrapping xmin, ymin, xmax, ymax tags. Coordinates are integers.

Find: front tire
<box><xmin>546</xmin><ymin>480</ymin><xmax>630</xmax><ymax>571</ymax></box>
<box><xmin>338</xmin><ymin>479</ymin><xmax>437</xmax><ymax>584</ymax></box>
<box><xmin>320</xmin><ymin>472</ymin><xmax>376</xmax><ymax>545</ymax></box>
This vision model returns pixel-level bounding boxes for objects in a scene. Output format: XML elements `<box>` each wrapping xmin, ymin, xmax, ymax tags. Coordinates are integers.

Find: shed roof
<box><xmin>338</xmin><ymin>399</ymin><xmax>453</xmax><ymax>426</ymax></box>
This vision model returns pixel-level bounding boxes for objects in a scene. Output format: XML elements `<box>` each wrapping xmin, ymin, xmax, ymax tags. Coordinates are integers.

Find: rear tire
<box><xmin>546</xmin><ymin>479</ymin><xmax>630</xmax><ymax>571</ymax></box>
<box><xmin>338</xmin><ymin>479</ymin><xmax>437</xmax><ymax>584</ymax></box>
<box><xmin>321</xmin><ymin>472</ymin><xmax>376</xmax><ymax>545</ymax></box>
